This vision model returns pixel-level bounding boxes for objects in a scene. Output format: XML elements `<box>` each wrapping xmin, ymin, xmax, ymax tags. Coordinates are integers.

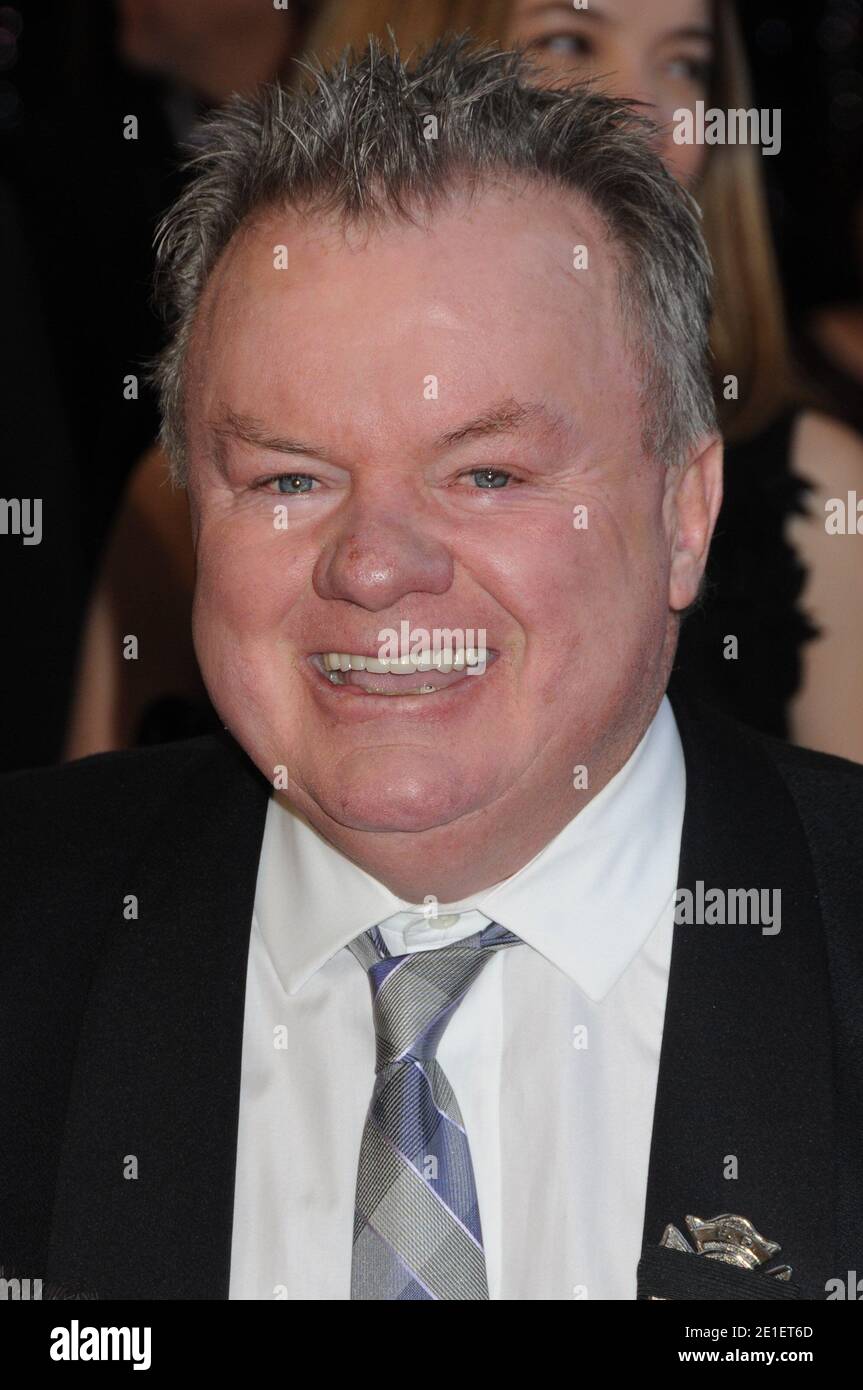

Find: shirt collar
<box><xmin>254</xmin><ymin>696</ymin><xmax>685</xmax><ymax>1002</ymax></box>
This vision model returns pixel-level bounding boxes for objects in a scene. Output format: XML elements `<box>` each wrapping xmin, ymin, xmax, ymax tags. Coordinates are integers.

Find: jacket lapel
<box><xmin>46</xmin><ymin>735</ymin><xmax>271</xmax><ymax>1299</ymax></box>
<box><xmin>638</xmin><ymin>697</ymin><xmax>836</xmax><ymax>1300</ymax></box>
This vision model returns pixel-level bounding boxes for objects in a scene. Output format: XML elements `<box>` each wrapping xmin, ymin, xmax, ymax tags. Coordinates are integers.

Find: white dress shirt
<box><xmin>228</xmin><ymin>696</ymin><xmax>685</xmax><ymax>1300</ymax></box>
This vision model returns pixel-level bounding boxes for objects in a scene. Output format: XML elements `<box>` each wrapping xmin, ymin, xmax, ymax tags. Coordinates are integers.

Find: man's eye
<box><xmin>264</xmin><ymin>474</ymin><xmax>317</xmax><ymax>494</ymax></box>
<box><xmin>462</xmin><ymin>468</ymin><xmax>514</xmax><ymax>490</ymax></box>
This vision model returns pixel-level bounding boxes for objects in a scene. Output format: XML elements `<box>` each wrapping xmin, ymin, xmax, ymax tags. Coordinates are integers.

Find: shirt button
<box><xmin>435</xmin><ymin>914</ymin><xmax>461</xmax><ymax>929</ymax></box>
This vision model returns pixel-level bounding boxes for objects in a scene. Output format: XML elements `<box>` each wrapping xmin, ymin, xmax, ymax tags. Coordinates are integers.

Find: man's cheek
<box><xmin>195</xmin><ymin>551</ymin><xmax>266</xmax><ymax>628</ymax></box>
<box><xmin>198</xmin><ymin>624</ymin><xmax>272</xmax><ymax>722</ymax></box>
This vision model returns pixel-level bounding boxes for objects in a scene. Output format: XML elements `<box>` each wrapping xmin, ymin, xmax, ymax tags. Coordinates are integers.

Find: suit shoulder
<box><xmin>674</xmin><ymin>693</ymin><xmax>863</xmax><ymax>870</ymax></box>
<box><xmin>755</xmin><ymin>736</ymin><xmax>863</xmax><ymax>960</ymax></box>
<box><xmin>0</xmin><ymin>734</ymin><xmax>265</xmax><ymax>978</ymax></box>
<box><xmin>0</xmin><ymin>734</ymin><xmax>258</xmax><ymax>879</ymax></box>
<box><xmin>0</xmin><ymin>733</ymin><xmax>225</xmax><ymax>811</ymax></box>
<box><xmin>677</xmin><ymin>693</ymin><xmax>863</xmax><ymax>813</ymax></box>
<box><xmin>716</xmin><ymin>714</ymin><xmax>863</xmax><ymax>850</ymax></box>
<box><xmin>760</xmin><ymin>735</ymin><xmax>863</xmax><ymax>838</ymax></box>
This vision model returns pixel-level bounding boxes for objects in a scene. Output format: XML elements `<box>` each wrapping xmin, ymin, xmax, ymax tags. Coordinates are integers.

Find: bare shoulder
<box><xmin>788</xmin><ymin>410</ymin><xmax>863</xmax><ymax>554</ymax></box>
<box><xmin>790</xmin><ymin>410</ymin><xmax>863</xmax><ymax>500</ymax></box>
<box><xmin>786</xmin><ymin>411</ymin><xmax>863</xmax><ymax>760</ymax></box>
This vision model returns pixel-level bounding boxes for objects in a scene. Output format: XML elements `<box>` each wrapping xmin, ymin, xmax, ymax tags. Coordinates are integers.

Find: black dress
<box><xmin>668</xmin><ymin>411</ymin><xmax>817</xmax><ymax>740</ymax></box>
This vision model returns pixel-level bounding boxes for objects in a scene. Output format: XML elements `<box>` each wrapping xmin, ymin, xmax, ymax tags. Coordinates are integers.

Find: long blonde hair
<box><xmin>297</xmin><ymin>0</ymin><xmax>798</xmax><ymax>441</ymax></box>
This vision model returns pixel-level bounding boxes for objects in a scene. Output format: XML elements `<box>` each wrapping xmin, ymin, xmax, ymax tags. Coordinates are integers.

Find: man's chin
<box><xmin>301</xmin><ymin>751</ymin><xmax>491</xmax><ymax>836</ymax></box>
<box><xmin>320</xmin><ymin>803</ymin><xmax>465</xmax><ymax>835</ymax></box>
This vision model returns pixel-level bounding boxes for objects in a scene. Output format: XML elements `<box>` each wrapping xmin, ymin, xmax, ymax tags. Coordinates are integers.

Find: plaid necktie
<box><xmin>347</xmin><ymin>920</ymin><xmax>521</xmax><ymax>1300</ymax></box>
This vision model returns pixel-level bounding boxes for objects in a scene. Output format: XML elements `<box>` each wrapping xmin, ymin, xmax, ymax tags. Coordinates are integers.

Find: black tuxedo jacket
<box><xmin>1</xmin><ymin>697</ymin><xmax>862</xmax><ymax>1300</ymax></box>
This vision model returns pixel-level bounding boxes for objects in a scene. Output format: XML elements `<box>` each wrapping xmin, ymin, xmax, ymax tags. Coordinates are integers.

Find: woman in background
<box><xmin>499</xmin><ymin>0</ymin><xmax>863</xmax><ymax>752</ymax></box>
<box><xmin>65</xmin><ymin>0</ymin><xmax>863</xmax><ymax>760</ymax></box>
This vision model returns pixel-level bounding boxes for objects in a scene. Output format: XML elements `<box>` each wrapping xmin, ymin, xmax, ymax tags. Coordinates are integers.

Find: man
<box><xmin>2</xmin><ymin>35</ymin><xmax>861</xmax><ymax>1301</ymax></box>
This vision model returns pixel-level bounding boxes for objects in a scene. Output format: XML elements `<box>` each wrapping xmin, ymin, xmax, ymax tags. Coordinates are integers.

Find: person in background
<box><xmin>117</xmin><ymin>0</ymin><xmax>316</xmax><ymax>117</ymax></box>
<box><xmin>498</xmin><ymin>0</ymin><xmax>863</xmax><ymax>757</ymax></box>
<box><xmin>64</xmin><ymin>0</ymin><xmax>863</xmax><ymax>761</ymax></box>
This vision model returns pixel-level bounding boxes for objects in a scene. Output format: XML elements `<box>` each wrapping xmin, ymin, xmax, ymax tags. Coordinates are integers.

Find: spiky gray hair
<box><xmin>152</xmin><ymin>31</ymin><xmax>716</xmax><ymax>484</ymax></box>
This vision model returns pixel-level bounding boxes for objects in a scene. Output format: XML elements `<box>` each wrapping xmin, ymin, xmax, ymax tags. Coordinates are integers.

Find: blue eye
<box><xmin>470</xmin><ymin>468</ymin><xmax>512</xmax><ymax>489</ymax></box>
<box><xmin>275</xmin><ymin>474</ymin><xmax>316</xmax><ymax>494</ymax></box>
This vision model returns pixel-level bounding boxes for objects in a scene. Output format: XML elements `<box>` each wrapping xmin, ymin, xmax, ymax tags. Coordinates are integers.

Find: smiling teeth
<box><xmin>321</xmin><ymin>651</ymin><xmax>486</xmax><ymax>674</ymax></box>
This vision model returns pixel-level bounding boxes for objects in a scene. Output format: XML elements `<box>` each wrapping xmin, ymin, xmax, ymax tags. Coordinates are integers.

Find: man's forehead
<box><xmin>204</xmin><ymin>177</ymin><xmax>619</xmax><ymax>301</ymax></box>
<box><xmin>189</xmin><ymin>179</ymin><xmax>634</xmax><ymax>456</ymax></box>
<box><xmin>193</xmin><ymin>183</ymin><xmax>626</xmax><ymax>403</ymax></box>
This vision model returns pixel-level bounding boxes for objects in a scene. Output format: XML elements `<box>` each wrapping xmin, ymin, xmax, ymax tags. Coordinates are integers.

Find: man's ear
<box><xmin>665</xmin><ymin>435</ymin><xmax>724</xmax><ymax>612</ymax></box>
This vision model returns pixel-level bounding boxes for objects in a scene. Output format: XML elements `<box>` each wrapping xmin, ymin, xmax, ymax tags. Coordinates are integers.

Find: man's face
<box><xmin>186</xmin><ymin>184</ymin><xmax>706</xmax><ymax>841</ymax></box>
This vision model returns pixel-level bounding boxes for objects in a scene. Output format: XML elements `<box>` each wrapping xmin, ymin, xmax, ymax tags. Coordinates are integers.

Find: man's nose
<box><xmin>312</xmin><ymin>517</ymin><xmax>454</xmax><ymax>611</ymax></box>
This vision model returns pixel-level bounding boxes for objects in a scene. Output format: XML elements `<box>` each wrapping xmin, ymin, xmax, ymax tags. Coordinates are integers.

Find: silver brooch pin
<box><xmin>660</xmin><ymin>1213</ymin><xmax>792</xmax><ymax>1279</ymax></box>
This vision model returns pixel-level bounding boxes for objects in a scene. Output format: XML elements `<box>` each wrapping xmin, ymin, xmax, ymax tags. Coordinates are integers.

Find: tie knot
<box><xmin>350</xmin><ymin>923</ymin><xmax>520</xmax><ymax>1072</ymax></box>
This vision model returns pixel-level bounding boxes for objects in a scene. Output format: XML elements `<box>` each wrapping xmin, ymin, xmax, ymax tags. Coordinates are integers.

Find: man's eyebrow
<box><xmin>432</xmin><ymin>397</ymin><xmax>568</xmax><ymax>451</ymax></box>
<box><xmin>209</xmin><ymin>407</ymin><xmax>337</xmax><ymax>464</ymax></box>
<box><xmin>208</xmin><ymin>397</ymin><xmax>568</xmax><ymax>469</ymax></box>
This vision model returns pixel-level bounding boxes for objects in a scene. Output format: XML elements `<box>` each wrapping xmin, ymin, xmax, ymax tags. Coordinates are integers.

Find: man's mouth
<box><xmin>308</xmin><ymin>650</ymin><xmax>496</xmax><ymax>696</ymax></box>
